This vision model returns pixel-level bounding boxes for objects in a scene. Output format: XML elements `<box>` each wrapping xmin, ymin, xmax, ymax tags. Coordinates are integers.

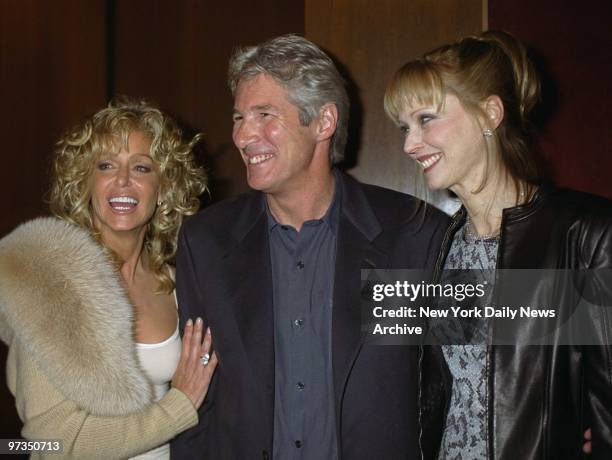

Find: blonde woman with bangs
<box><xmin>0</xmin><ymin>97</ymin><xmax>217</xmax><ymax>459</ymax></box>
<box><xmin>385</xmin><ymin>31</ymin><xmax>612</xmax><ymax>459</ymax></box>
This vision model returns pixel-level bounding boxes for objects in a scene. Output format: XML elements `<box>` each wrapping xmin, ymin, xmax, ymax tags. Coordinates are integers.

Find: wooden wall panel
<box><xmin>114</xmin><ymin>0</ymin><xmax>305</xmax><ymax>202</ymax></box>
<box><xmin>489</xmin><ymin>0</ymin><xmax>612</xmax><ymax>199</ymax></box>
<box><xmin>306</xmin><ymin>0</ymin><xmax>483</xmax><ymax>208</ymax></box>
<box><xmin>0</xmin><ymin>0</ymin><xmax>108</xmax><ymax>439</ymax></box>
<box><xmin>0</xmin><ymin>0</ymin><xmax>108</xmax><ymax>237</ymax></box>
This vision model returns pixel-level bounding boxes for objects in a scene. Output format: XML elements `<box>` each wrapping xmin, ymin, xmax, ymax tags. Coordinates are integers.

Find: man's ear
<box><xmin>481</xmin><ymin>95</ymin><xmax>504</xmax><ymax>130</ymax></box>
<box><xmin>316</xmin><ymin>103</ymin><xmax>338</xmax><ymax>142</ymax></box>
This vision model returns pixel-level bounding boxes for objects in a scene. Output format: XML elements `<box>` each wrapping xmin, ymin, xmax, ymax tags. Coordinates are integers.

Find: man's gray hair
<box><xmin>228</xmin><ymin>34</ymin><xmax>349</xmax><ymax>165</ymax></box>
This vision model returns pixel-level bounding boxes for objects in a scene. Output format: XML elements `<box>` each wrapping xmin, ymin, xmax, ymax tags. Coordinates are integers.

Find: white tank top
<box><xmin>136</xmin><ymin>324</ymin><xmax>181</xmax><ymax>400</ymax></box>
<box><xmin>131</xmin><ymin>300</ymin><xmax>181</xmax><ymax>460</ymax></box>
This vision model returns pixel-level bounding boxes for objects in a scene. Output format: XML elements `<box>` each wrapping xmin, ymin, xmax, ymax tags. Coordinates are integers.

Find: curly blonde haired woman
<box><xmin>0</xmin><ymin>97</ymin><xmax>218</xmax><ymax>459</ymax></box>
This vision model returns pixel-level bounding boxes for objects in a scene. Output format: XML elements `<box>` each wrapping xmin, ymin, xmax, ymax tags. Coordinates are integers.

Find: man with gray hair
<box><xmin>172</xmin><ymin>34</ymin><xmax>447</xmax><ymax>459</ymax></box>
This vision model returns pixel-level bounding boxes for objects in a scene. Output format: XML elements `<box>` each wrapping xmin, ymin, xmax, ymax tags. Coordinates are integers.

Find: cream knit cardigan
<box><xmin>0</xmin><ymin>217</ymin><xmax>198</xmax><ymax>459</ymax></box>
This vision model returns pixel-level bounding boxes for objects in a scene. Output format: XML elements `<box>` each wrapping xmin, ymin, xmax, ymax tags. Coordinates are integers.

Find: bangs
<box><xmin>92</xmin><ymin>132</ymin><xmax>126</xmax><ymax>159</ymax></box>
<box><xmin>384</xmin><ymin>60</ymin><xmax>445</xmax><ymax>123</ymax></box>
<box><xmin>91</xmin><ymin>117</ymin><xmax>148</xmax><ymax>160</ymax></box>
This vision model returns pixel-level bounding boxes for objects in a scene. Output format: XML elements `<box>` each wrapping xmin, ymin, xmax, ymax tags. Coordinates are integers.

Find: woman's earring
<box><xmin>157</xmin><ymin>199</ymin><xmax>162</xmax><ymax>206</ymax></box>
<box><xmin>483</xmin><ymin>129</ymin><xmax>494</xmax><ymax>137</ymax></box>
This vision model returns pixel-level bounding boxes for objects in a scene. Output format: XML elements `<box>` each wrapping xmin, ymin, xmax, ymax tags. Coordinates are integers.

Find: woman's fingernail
<box><xmin>206</xmin><ymin>327</ymin><xmax>211</xmax><ymax>335</ymax></box>
<box><xmin>196</xmin><ymin>317</ymin><xmax>203</xmax><ymax>325</ymax></box>
<box><xmin>186</xmin><ymin>318</ymin><xmax>193</xmax><ymax>326</ymax></box>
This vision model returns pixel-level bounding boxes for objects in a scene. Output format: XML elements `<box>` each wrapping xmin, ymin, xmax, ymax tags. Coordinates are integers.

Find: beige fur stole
<box><xmin>0</xmin><ymin>217</ymin><xmax>153</xmax><ymax>415</ymax></box>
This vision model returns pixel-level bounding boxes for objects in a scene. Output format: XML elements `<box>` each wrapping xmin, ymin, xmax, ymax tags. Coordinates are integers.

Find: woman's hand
<box><xmin>171</xmin><ymin>318</ymin><xmax>218</xmax><ymax>409</ymax></box>
<box><xmin>583</xmin><ymin>428</ymin><xmax>592</xmax><ymax>454</ymax></box>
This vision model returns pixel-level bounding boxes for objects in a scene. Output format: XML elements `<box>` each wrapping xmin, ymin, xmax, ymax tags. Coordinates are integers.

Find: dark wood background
<box><xmin>1</xmin><ymin>0</ymin><xmax>610</xmax><ymax>439</ymax></box>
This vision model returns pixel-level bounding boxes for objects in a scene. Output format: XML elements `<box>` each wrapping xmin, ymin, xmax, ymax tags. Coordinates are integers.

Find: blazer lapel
<box><xmin>224</xmin><ymin>193</ymin><xmax>275</xmax><ymax>414</ymax></box>
<box><xmin>332</xmin><ymin>173</ymin><xmax>388</xmax><ymax>411</ymax></box>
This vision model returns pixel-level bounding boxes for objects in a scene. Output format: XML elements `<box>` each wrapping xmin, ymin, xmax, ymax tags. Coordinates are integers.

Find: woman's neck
<box><xmin>455</xmin><ymin>175</ymin><xmax>522</xmax><ymax>238</ymax></box>
<box><xmin>101</xmin><ymin>227</ymin><xmax>148</xmax><ymax>286</ymax></box>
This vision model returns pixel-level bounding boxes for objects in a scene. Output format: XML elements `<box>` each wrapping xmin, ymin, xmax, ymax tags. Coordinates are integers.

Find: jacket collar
<box><xmin>230</xmin><ymin>169</ymin><xmax>383</xmax><ymax>244</ymax></box>
<box><xmin>437</xmin><ymin>184</ymin><xmax>555</xmax><ymax>275</ymax></box>
<box><xmin>231</xmin><ymin>190</ymin><xmax>267</xmax><ymax>244</ymax></box>
<box><xmin>448</xmin><ymin>184</ymin><xmax>554</xmax><ymax>227</ymax></box>
<box><xmin>337</xmin><ymin>169</ymin><xmax>383</xmax><ymax>242</ymax></box>
<box><xmin>501</xmin><ymin>183</ymin><xmax>552</xmax><ymax>222</ymax></box>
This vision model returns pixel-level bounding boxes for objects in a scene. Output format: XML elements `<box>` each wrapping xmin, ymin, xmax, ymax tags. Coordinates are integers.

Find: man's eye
<box><xmin>260</xmin><ymin>112</ymin><xmax>271</xmax><ymax>118</ymax></box>
<box><xmin>232</xmin><ymin>115</ymin><xmax>243</xmax><ymax>123</ymax></box>
<box><xmin>400</xmin><ymin>125</ymin><xmax>410</xmax><ymax>136</ymax></box>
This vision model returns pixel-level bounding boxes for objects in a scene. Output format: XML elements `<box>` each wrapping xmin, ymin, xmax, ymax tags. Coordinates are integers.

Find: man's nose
<box><xmin>233</xmin><ymin>118</ymin><xmax>258</xmax><ymax>150</ymax></box>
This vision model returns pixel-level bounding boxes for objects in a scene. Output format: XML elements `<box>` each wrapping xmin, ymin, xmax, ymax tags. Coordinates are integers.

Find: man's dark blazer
<box><xmin>171</xmin><ymin>171</ymin><xmax>448</xmax><ymax>460</ymax></box>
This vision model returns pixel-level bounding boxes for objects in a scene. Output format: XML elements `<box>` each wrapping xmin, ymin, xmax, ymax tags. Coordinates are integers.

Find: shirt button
<box><xmin>295</xmin><ymin>440</ymin><xmax>303</xmax><ymax>448</ymax></box>
<box><xmin>296</xmin><ymin>381</ymin><xmax>305</xmax><ymax>390</ymax></box>
<box><xmin>293</xmin><ymin>318</ymin><xmax>304</xmax><ymax>327</ymax></box>
<box><xmin>262</xmin><ymin>450</ymin><xmax>270</xmax><ymax>460</ymax></box>
<box><xmin>296</xmin><ymin>260</ymin><xmax>305</xmax><ymax>269</ymax></box>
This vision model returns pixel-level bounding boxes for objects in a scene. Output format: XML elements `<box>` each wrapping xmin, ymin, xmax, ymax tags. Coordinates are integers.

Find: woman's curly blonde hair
<box><xmin>49</xmin><ymin>96</ymin><xmax>207</xmax><ymax>294</ymax></box>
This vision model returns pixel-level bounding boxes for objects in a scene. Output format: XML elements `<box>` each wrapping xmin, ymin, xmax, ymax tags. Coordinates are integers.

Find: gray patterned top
<box><xmin>438</xmin><ymin>222</ymin><xmax>498</xmax><ymax>460</ymax></box>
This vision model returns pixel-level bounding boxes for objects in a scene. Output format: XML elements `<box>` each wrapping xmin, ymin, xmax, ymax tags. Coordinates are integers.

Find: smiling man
<box><xmin>172</xmin><ymin>34</ymin><xmax>448</xmax><ymax>460</ymax></box>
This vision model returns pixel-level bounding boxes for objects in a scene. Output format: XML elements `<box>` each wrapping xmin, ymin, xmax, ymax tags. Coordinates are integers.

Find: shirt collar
<box><xmin>265</xmin><ymin>169</ymin><xmax>342</xmax><ymax>234</ymax></box>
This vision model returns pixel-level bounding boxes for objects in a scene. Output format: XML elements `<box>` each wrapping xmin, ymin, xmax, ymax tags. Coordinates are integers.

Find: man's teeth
<box><xmin>109</xmin><ymin>197</ymin><xmax>138</xmax><ymax>205</ymax></box>
<box><xmin>420</xmin><ymin>154</ymin><xmax>442</xmax><ymax>169</ymax></box>
<box><xmin>248</xmin><ymin>154</ymin><xmax>274</xmax><ymax>165</ymax></box>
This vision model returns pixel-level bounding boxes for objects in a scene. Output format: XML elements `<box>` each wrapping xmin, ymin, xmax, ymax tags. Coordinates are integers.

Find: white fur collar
<box><xmin>0</xmin><ymin>217</ymin><xmax>153</xmax><ymax>415</ymax></box>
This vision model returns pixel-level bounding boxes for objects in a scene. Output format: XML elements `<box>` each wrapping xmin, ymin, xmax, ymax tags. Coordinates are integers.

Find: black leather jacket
<box><xmin>420</xmin><ymin>186</ymin><xmax>612</xmax><ymax>460</ymax></box>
